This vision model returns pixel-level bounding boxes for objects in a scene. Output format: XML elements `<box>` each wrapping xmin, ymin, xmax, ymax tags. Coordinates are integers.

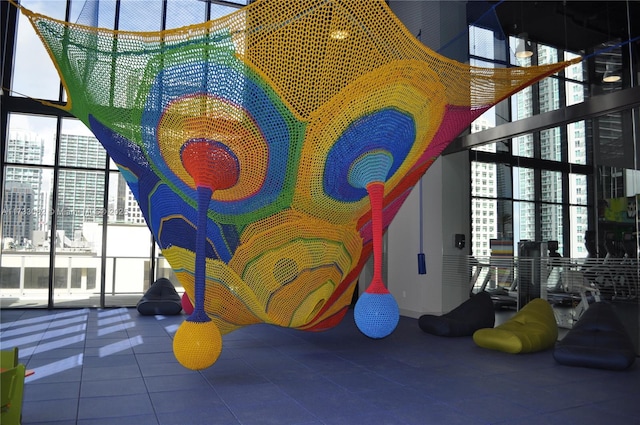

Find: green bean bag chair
<box><xmin>473</xmin><ymin>298</ymin><xmax>558</xmax><ymax>354</ymax></box>
<box><xmin>1</xmin><ymin>348</ymin><xmax>26</xmax><ymax>425</ymax></box>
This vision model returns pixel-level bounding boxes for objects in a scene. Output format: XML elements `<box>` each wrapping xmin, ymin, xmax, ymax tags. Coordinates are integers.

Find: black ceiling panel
<box><xmin>490</xmin><ymin>1</ymin><xmax>639</xmax><ymax>54</ymax></box>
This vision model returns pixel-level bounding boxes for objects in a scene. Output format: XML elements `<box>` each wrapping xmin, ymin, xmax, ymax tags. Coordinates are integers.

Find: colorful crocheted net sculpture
<box><xmin>17</xmin><ymin>0</ymin><xmax>579</xmax><ymax>369</ymax></box>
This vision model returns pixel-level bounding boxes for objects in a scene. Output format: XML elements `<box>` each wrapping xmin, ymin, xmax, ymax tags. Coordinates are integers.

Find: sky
<box><xmin>6</xmin><ymin>0</ymin><xmax>242</xmax><ymax>138</ymax></box>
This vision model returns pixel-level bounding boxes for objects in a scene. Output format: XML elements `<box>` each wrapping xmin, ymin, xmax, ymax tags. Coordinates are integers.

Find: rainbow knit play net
<box><xmin>16</xmin><ymin>0</ymin><xmax>579</xmax><ymax>369</ymax></box>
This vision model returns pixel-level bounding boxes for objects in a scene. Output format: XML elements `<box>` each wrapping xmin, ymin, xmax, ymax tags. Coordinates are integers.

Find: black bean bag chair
<box><xmin>418</xmin><ymin>291</ymin><xmax>495</xmax><ymax>337</ymax></box>
<box><xmin>136</xmin><ymin>278</ymin><xmax>183</xmax><ymax>316</ymax></box>
<box><xmin>553</xmin><ymin>302</ymin><xmax>636</xmax><ymax>370</ymax></box>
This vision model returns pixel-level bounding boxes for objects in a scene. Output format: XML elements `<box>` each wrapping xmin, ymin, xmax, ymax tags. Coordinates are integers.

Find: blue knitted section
<box><xmin>324</xmin><ymin>108</ymin><xmax>415</xmax><ymax>202</ymax></box>
<box><xmin>348</xmin><ymin>151</ymin><xmax>393</xmax><ymax>189</ymax></box>
<box><xmin>354</xmin><ymin>292</ymin><xmax>399</xmax><ymax>339</ymax></box>
<box><xmin>190</xmin><ymin>187</ymin><xmax>213</xmax><ymax>324</ymax></box>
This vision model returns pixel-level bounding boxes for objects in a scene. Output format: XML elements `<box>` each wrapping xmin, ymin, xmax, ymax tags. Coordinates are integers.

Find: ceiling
<box><xmin>490</xmin><ymin>1</ymin><xmax>640</xmax><ymax>54</ymax></box>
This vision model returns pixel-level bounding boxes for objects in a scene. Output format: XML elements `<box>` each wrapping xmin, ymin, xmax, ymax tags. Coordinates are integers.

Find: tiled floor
<box><xmin>1</xmin><ymin>307</ymin><xmax>639</xmax><ymax>425</ymax></box>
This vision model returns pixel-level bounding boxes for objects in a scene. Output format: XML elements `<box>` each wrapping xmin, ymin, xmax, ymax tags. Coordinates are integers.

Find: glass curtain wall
<box><xmin>467</xmin><ymin>3</ymin><xmax>638</xmax><ymax>348</ymax></box>
<box><xmin>470</xmin><ymin>30</ymin><xmax>594</xmax><ymax>260</ymax></box>
<box><xmin>1</xmin><ymin>0</ymin><xmax>247</xmax><ymax>308</ymax></box>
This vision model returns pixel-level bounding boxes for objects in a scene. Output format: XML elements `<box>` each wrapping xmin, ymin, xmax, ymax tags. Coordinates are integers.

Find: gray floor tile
<box><xmin>2</xmin><ymin>306</ymin><xmax>637</xmax><ymax>425</ymax></box>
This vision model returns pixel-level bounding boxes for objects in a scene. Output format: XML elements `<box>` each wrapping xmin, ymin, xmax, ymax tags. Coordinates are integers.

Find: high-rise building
<box><xmin>108</xmin><ymin>173</ymin><xmax>145</xmax><ymax>225</ymax></box>
<box><xmin>55</xmin><ymin>134</ymin><xmax>106</xmax><ymax>244</ymax></box>
<box><xmin>470</xmin><ymin>119</ymin><xmax>497</xmax><ymax>258</ymax></box>
<box><xmin>125</xmin><ymin>187</ymin><xmax>146</xmax><ymax>225</ymax></box>
<box><xmin>565</xmin><ymin>56</ymin><xmax>588</xmax><ymax>258</ymax></box>
<box><xmin>470</xmin><ymin>46</ymin><xmax>588</xmax><ymax>259</ymax></box>
<box><xmin>2</xmin><ymin>131</ymin><xmax>45</xmax><ymax>246</ymax></box>
<box><xmin>2</xmin><ymin>182</ymin><xmax>35</xmax><ymax>245</ymax></box>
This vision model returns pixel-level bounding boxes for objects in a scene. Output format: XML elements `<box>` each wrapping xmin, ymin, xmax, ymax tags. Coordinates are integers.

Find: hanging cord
<box><xmin>418</xmin><ymin>174</ymin><xmax>426</xmax><ymax>274</ymax></box>
<box><xmin>415</xmin><ymin>28</ymin><xmax>427</xmax><ymax>275</ymax></box>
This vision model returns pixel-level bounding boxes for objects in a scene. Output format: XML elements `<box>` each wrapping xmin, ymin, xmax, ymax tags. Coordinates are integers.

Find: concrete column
<box><xmin>384</xmin><ymin>0</ymin><xmax>471</xmax><ymax>317</ymax></box>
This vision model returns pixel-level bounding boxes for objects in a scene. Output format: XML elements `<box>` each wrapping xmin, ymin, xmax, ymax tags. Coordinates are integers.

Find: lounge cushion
<box><xmin>136</xmin><ymin>278</ymin><xmax>183</xmax><ymax>316</ymax></box>
<box><xmin>1</xmin><ymin>348</ymin><xmax>26</xmax><ymax>425</ymax></box>
<box><xmin>473</xmin><ymin>298</ymin><xmax>558</xmax><ymax>353</ymax></box>
<box><xmin>553</xmin><ymin>302</ymin><xmax>636</xmax><ymax>370</ymax></box>
<box><xmin>419</xmin><ymin>291</ymin><xmax>495</xmax><ymax>337</ymax></box>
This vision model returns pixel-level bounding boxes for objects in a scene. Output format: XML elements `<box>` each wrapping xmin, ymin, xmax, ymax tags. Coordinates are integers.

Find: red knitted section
<box><xmin>303</xmin><ymin>307</ymin><xmax>350</xmax><ymax>332</ymax></box>
<box><xmin>181</xmin><ymin>139</ymin><xmax>239</xmax><ymax>191</ymax></box>
<box><xmin>365</xmin><ymin>182</ymin><xmax>389</xmax><ymax>295</ymax></box>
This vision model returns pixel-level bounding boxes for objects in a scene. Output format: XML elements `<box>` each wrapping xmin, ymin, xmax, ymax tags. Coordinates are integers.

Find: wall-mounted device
<box><xmin>455</xmin><ymin>234</ymin><xmax>465</xmax><ymax>250</ymax></box>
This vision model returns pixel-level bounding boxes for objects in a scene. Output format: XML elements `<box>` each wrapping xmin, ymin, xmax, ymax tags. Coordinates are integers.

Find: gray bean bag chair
<box><xmin>553</xmin><ymin>302</ymin><xmax>636</xmax><ymax>370</ymax></box>
<box><xmin>136</xmin><ymin>278</ymin><xmax>183</xmax><ymax>316</ymax></box>
<box><xmin>419</xmin><ymin>291</ymin><xmax>495</xmax><ymax>337</ymax></box>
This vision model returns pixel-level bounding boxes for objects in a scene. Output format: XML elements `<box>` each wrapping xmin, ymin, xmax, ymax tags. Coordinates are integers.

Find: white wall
<box><xmin>388</xmin><ymin>152</ymin><xmax>470</xmax><ymax>318</ymax></box>
<box><xmin>386</xmin><ymin>0</ymin><xmax>471</xmax><ymax>318</ymax></box>
<box><xmin>440</xmin><ymin>152</ymin><xmax>472</xmax><ymax>311</ymax></box>
<box><xmin>387</xmin><ymin>161</ymin><xmax>441</xmax><ymax>318</ymax></box>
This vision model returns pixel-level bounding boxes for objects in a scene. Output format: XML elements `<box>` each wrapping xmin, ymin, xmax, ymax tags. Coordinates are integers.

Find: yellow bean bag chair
<box><xmin>473</xmin><ymin>298</ymin><xmax>558</xmax><ymax>354</ymax></box>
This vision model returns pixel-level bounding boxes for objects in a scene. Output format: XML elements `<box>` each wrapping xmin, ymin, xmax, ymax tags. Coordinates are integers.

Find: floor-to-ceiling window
<box><xmin>469</xmin><ymin>33</ymin><xmax>592</xmax><ymax>260</ymax></box>
<box><xmin>465</xmin><ymin>2</ymin><xmax>638</xmax><ymax>348</ymax></box>
<box><xmin>1</xmin><ymin>0</ymin><xmax>247</xmax><ymax>308</ymax></box>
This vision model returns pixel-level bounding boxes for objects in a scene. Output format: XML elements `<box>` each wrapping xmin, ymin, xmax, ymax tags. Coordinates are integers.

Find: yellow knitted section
<box><xmin>157</xmin><ymin>95</ymin><xmax>269</xmax><ymax>199</ymax></box>
<box><xmin>163</xmin><ymin>247</ymin><xmax>267</xmax><ymax>335</ymax></box>
<box><xmin>229</xmin><ymin>210</ymin><xmax>362</xmax><ymax>328</ymax></box>
<box><xmin>173</xmin><ymin>320</ymin><xmax>222</xmax><ymax>370</ymax></box>
<box><xmin>14</xmin><ymin>0</ymin><xmax>580</xmax><ymax>368</ymax></box>
<box><xmin>17</xmin><ymin>0</ymin><xmax>579</xmax><ymax>122</ymax></box>
<box><xmin>294</xmin><ymin>61</ymin><xmax>446</xmax><ymax>223</ymax></box>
